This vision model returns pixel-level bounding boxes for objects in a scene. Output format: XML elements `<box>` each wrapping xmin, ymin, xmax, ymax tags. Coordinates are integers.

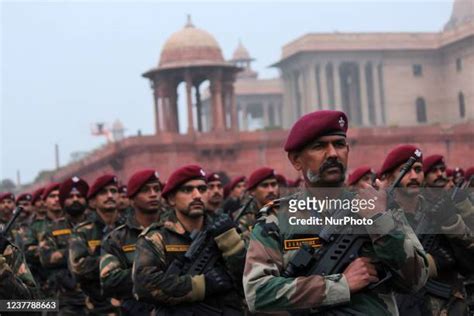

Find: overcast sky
<box><xmin>1</xmin><ymin>0</ymin><xmax>453</xmax><ymax>185</ymax></box>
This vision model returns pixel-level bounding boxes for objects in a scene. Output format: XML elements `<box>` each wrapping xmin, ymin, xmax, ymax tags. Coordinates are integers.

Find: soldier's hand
<box><xmin>204</xmin><ymin>267</ymin><xmax>234</xmax><ymax>296</ymax></box>
<box><xmin>210</xmin><ymin>214</ymin><xmax>237</xmax><ymax>237</ymax></box>
<box><xmin>430</xmin><ymin>194</ymin><xmax>458</xmax><ymax>227</ymax></box>
<box><xmin>50</xmin><ymin>251</ymin><xmax>64</xmax><ymax>263</ymax></box>
<box><xmin>0</xmin><ymin>255</ymin><xmax>13</xmax><ymax>279</ymax></box>
<box><xmin>356</xmin><ymin>182</ymin><xmax>387</xmax><ymax>219</ymax></box>
<box><xmin>343</xmin><ymin>257</ymin><xmax>379</xmax><ymax>293</ymax></box>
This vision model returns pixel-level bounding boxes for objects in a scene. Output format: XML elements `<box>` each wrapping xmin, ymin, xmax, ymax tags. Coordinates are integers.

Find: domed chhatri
<box><xmin>158</xmin><ymin>15</ymin><xmax>227</xmax><ymax>70</ymax></box>
<box><xmin>232</xmin><ymin>40</ymin><xmax>252</xmax><ymax>61</ymax></box>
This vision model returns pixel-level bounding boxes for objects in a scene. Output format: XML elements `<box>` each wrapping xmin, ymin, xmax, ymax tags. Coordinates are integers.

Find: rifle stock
<box><xmin>0</xmin><ymin>206</ymin><xmax>23</xmax><ymax>253</ymax></box>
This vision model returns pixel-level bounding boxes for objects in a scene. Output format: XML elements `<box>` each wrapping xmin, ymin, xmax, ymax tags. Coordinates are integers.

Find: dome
<box><xmin>444</xmin><ymin>0</ymin><xmax>474</xmax><ymax>31</ymax></box>
<box><xmin>158</xmin><ymin>16</ymin><xmax>226</xmax><ymax>69</ymax></box>
<box><xmin>232</xmin><ymin>40</ymin><xmax>252</xmax><ymax>61</ymax></box>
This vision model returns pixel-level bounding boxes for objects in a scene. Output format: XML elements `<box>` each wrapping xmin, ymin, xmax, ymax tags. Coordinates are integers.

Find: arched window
<box><xmin>416</xmin><ymin>97</ymin><xmax>427</xmax><ymax>123</ymax></box>
<box><xmin>459</xmin><ymin>92</ymin><xmax>466</xmax><ymax>118</ymax></box>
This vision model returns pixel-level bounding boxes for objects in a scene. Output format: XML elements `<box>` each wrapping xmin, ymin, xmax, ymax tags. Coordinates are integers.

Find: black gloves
<box><xmin>210</xmin><ymin>214</ymin><xmax>237</xmax><ymax>237</ymax></box>
<box><xmin>430</xmin><ymin>194</ymin><xmax>458</xmax><ymax>227</ymax></box>
<box><xmin>204</xmin><ymin>267</ymin><xmax>234</xmax><ymax>296</ymax></box>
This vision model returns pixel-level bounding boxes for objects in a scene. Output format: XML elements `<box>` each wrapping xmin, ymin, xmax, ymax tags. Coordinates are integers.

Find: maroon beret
<box><xmin>465</xmin><ymin>167</ymin><xmax>474</xmax><ymax>181</ymax></box>
<box><xmin>446</xmin><ymin>168</ymin><xmax>454</xmax><ymax>177</ymax></box>
<box><xmin>59</xmin><ymin>177</ymin><xmax>89</xmax><ymax>207</ymax></box>
<box><xmin>454</xmin><ymin>168</ymin><xmax>465</xmax><ymax>177</ymax></box>
<box><xmin>284</xmin><ymin>110</ymin><xmax>348</xmax><ymax>152</ymax></box>
<box><xmin>88</xmin><ymin>174</ymin><xmax>118</xmax><ymax>199</ymax></box>
<box><xmin>31</xmin><ymin>187</ymin><xmax>45</xmax><ymax>204</ymax></box>
<box><xmin>0</xmin><ymin>192</ymin><xmax>15</xmax><ymax>202</ymax></box>
<box><xmin>347</xmin><ymin>166</ymin><xmax>373</xmax><ymax>186</ymax></box>
<box><xmin>379</xmin><ymin>145</ymin><xmax>423</xmax><ymax>177</ymax></box>
<box><xmin>206</xmin><ymin>172</ymin><xmax>222</xmax><ymax>183</ymax></box>
<box><xmin>247</xmin><ymin>167</ymin><xmax>276</xmax><ymax>190</ymax></box>
<box><xmin>118</xmin><ymin>185</ymin><xmax>128</xmax><ymax>195</ymax></box>
<box><xmin>423</xmin><ymin>154</ymin><xmax>445</xmax><ymax>174</ymax></box>
<box><xmin>16</xmin><ymin>193</ymin><xmax>32</xmax><ymax>204</ymax></box>
<box><xmin>162</xmin><ymin>165</ymin><xmax>206</xmax><ymax>199</ymax></box>
<box><xmin>42</xmin><ymin>183</ymin><xmax>61</xmax><ymax>200</ymax></box>
<box><xmin>224</xmin><ymin>176</ymin><xmax>245</xmax><ymax>197</ymax></box>
<box><xmin>127</xmin><ymin>169</ymin><xmax>161</xmax><ymax>198</ymax></box>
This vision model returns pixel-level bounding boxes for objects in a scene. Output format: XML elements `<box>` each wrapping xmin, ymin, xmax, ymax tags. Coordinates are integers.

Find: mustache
<box><xmin>435</xmin><ymin>176</ymin><xmax>447</xmax><ymax>183</ymax></box>
<box><xmin>265</xmin><ymin>193</ymin><xmax>278</xmax><ymax>201</ymax></box>
<box><xmin>320</xmin><ymin>159</ymin><xmax>344</xmax><ymax>173</ymax></box>
<box><xmin>407</xmin><ymin>180</ymin><xmax>421</xmax><ymax>186</ymax></box>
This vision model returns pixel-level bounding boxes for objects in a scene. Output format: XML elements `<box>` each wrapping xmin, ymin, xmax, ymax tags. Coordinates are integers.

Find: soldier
<box><xmin>206</xmin><ymin>172</ymin><xmax>224</xmax><ymax>216</ymax></box>
<box><xmin>100</xmin><ymin>169</ymin><xmax>161</xmax><ymax>315</ymax></box>
<box><xmin>132</xmin><ymin>164</ymin><xmax>246</xmax><ymax>315</ymax></box>
<box><xmin>0</xmin><ymin>237</ymin><xmax>38</xmax><ymax>299</ymax></box>
<box><xmin>39</xmin><ymin>179</ymin><xmax>88</xmax><ymax>314</ymax></box>
<box><xmin>0</xmin><ymin>192</ymin><xmax>15</xmax><ymax>227</ymax></box>
<box><xmin>222</xmin><ymin>176</ymin><xmax>246</xmax><ymax>216</ymax></box>
<box><xmin>21</xmin><ymin>186</ymin><xmax>51</xmax><ymax>296</ymax></box>
<box><xmin>243</xmin><ymin>110</ymin><xmax>429</xmax><ymax>314</ymax></box>
<box><xmin>117</xmin><ymin>184</ymin><xmax>132</xmax><ymax>225</ymax></box>
<box><xmin>235</xmin><ymin>167</ymin><xmax>280</xmax><ymax>241</ymax></box>
<box><xmin>379</xmin><ymin>146</ymin><xmax>474</xmax><ymax>315</ymax></box>
<box><xmin>14</xmin><ymin>193</ymin><xmax>34</xmax><ymax>248</ymax></box>
<box><xmin>68</xmin><ymin>174</ymin><xmax>120</xmax><ymax>315</ymax></box>
<box><xmin>423</xmin><ymin>154</ymin><xmax>474</xmax><ymax>229</ymax></box>
<box><xmin>347</xmin><ymin>166</ymin><xmax>375</xmax><ymax>190</ymax></box>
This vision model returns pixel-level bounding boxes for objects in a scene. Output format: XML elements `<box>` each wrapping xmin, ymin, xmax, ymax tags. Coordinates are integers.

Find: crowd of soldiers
<box><xmin>1</xmin><ymin>109</ymin><xmax>473</xmax><ymax>316</ymax></box>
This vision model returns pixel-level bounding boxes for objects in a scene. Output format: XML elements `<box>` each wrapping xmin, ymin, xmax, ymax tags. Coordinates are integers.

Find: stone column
<box><xmin>228</xmin><ymin>83</ymin><xmax>238</xmax><ymax>131</ymax></box>
<box><xmin>185</xmin><ymin>71</ymin><xmax>194</xmax><ymax>134</ymax></box>
<box><xmin>169</xmin><ymin>82</ymin><xmax>179</xmax><ymax>133</ymax></box>
<box><xmin>211</xmin><ymin>70</ymin><xmax>224</xmax><ymax>131</ymax></box>
<box><xmin>195</xmin><ymin>84</ymin><xmax>203</xmax><ymax>132</ymax></box>
<box><xmin>373</xmin><ymin>63</ymin><xmax>383</xmax><ymax>125</ymax></box>
<box><xmin>333</xmin><ymin>62</ymin><xmax>343</xmax><ymax>111</ymax></box>
<box><xmin>359</xmin><ymin>62</ymin><xmax>370</xmax><ymax>126</ymax></box>
<box><xmin>242</xmin><ymin>103</ymin><xmax>248</xmax><ymax>130</ymax></box>
<box><xmin>282</xmin><ymin>73</ymin><xmax>293</xmax><ymax>128</ymax></box>
<box><xmin>320</xmin><ymin>63</ymin><xmax>329</xmax><ymax>110</ymax></box>
<box><xmin>152</xmin><ymin>82</ymin><xmax>161</xmax><ymax>134</ymax></box>
<box><xmin>302</xmin><ymin>67</ymin><xmax>311</xmax><ymax>114</ymax></box>
<box><xmin>263</xmin><ymin>102</ymin><xmax>270</xmax><ymax>128</ymax></box>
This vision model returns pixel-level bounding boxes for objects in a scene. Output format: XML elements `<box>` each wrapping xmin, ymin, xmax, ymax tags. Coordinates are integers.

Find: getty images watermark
<box><xmin>287</xmin><ymin>195</ymin><xmax>378</xmax><ymax>226</ymax></box>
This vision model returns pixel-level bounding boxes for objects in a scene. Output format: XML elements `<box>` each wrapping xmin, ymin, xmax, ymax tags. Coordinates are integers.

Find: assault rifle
<box><xmin>166</xmin><ymin>229</ymin><xmax>220</xmax><ymax>276</ymax></box>
<box><xmin>163</xmin><ymin>228</ymin><xmax>224</xmax><ymax>315</ymax></box>
<box><xmin>282</xmin><ymin>150</ymin><xmax>422</xmax><ymax>289</ymax></box>
<box><xmin>0</xmin><ymin>206</ymin><xmax>23</xmax><ymax>253</ymax></box>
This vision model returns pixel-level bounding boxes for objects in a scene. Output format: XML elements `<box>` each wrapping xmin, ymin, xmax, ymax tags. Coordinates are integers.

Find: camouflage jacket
<box><xmin>234</xmin><ymin>197</ymin><xmax>259</xmax><ymax>242</ymax></box>
<box><xmin>38</xmin><ymin>215</ymin><xmax>86</xmax><ymax>305</ymax></box>
<box><xmin>132</xmin><ymin>212</ymin><xmax>246</xmax><ymax>311</ymax></box>
<box><xmin>20</xmin><ymin>214</ymin><xmax>51</xmax><ymax>266</ymax></box>
<box><xmin>0</xmin><ymin>241</ymin><xmax>38</xmax><ymax>299</ymax></box>
<box><xmin>68</xmin><ymin>212</ymin><xmax>119</xmax><ymax>313</ymax></box>
<box><xmin>100</xmin><ymin>214</ymin><xmax>145</xmax><ymax>299</ymax></box>
<box><xmin>397</xmin><ymin>196</ymin><xmax>474</xmax><ymax>315</ymax></box>
<box><xmin>243</xmin><ymin>192</ymin><xmax>429</xmax><ymax>315</ymax></box>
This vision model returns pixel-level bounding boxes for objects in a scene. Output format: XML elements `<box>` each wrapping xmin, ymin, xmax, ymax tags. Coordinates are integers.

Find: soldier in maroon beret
<box><xmin>0</xmin><ymin>192</ymin><xmax>16</xmax><ymax>224</ymax></box>
<box><xmin>347</xmin><ymin>166</ymin><xmax>374</xmax><ymax>190</ymax></box>
<box><xmin>39</xmin><ymin>178</ymin><xmax>88</xmax><ymax>314</ymax></box>
<box><xmin>235</xmin><ymin>167</ymin><xmax>280</xmax><ymax>241</ymax></box>
<box><xmin>422</xmin><ymin>154</ymin><xmax>448</xmax><ymax>189</ymax></box>
<box><xmin>98</xmin><ymin>170</ymin><xmax>162</xmax><ymax>315</ymax></box>
<box><xmin>380</xmin><ymin>146</ymin><xmax>474</xmax><ymax>315</ymax></box>
<box><xmin>133</xmin><ymin>165</ymin><xmax>246</xmax><ymax>314</ymax></box>
<box><xmin>244</xmin><ymin>111</ymin><xmax>430</xmax><ymax>315</ymax></box>
<box><xmin>222</xmin><ymin>176</ymin><xmax>246</xmax><ymax>217</ymax></box>
<box><xmin>205</xmin><ymin>172</ymin><xmax>224</xmax><ymax>216</ymax></box>
<box><xmin>117</xmin><ymin>185</ymin><xmax>131</xmax><ymax>224</ymax></box>
<box><xmin>68</xmin><ymin>174</ymin><xmax>120</xmax><ymax>315</ymax></box>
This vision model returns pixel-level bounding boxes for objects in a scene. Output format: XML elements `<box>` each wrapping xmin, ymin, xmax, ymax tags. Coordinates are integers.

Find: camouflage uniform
<box><xmin>234</xmin><ymin>196</ymin><xmax>259</xmax><ymax>242</ymax></box>
<box><xmin>100</xmin><ymin>214</ymin><xmax>154</xmax><ymax>315</ymax></box>
<box><xmin>0</xmin><ymin>240</ymin><xmax>38</xmax><ymax>299</ymax></box>
<box><xmin>243</xmin><ymin>191</ymin><xmax>429</xmax><ymax>314</ymax></box>
<box><xmin>68</xmin><ymin>212</ymin><xmax>120</xmax><ymax>315</ymax></box>
<box><xmin>397</xmin><ymin>195</ymin><xmax>474</xmax><ymax>315</ymax></box>
<box><xmin>132</xmin><ymin>212</ymin><xmax>246</xmax><ymax>315</ymax></box>
<box><xmin>39</xmin><ymin>216</ymin><xmax>87</xmax><ymax>314</ymax></box>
